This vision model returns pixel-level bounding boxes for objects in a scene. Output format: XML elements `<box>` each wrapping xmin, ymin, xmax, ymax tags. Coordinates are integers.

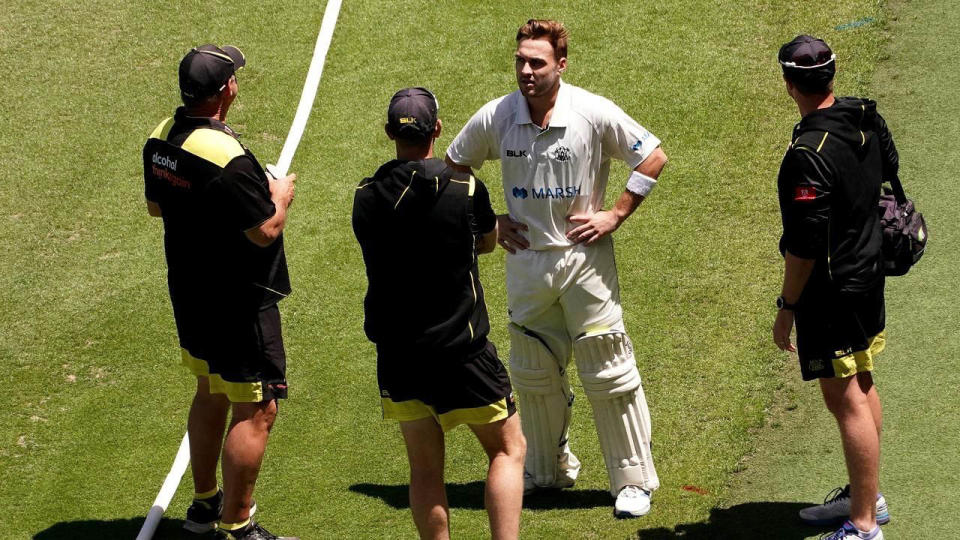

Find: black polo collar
<box><xmin>173</xmin><ymin>106</ymin><xmax>240</xmax><ymax>139</ymax></box>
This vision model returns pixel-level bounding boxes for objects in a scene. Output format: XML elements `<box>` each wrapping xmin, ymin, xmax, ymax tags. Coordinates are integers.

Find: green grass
<box><xmin>0</xmin><ymin>1</ymin><xmax>947</xmax><ymax>538</ymax></box>
<box><xmin>720</xmin><ymin>0</ymin><xmax>960</xmax><ymax>538</ymax></box>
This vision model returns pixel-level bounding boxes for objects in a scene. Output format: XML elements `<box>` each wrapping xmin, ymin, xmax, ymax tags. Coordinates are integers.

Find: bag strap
<box><xmin>887</xmin><ymin>174</ymin><xmax>907</xmax><ymax>205</ymax></box>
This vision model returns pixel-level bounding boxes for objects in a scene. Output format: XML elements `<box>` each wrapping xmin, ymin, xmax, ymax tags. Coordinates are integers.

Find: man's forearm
<box><xmin>611</xmin><ymin>190</ymin><xmax>644</xmax><ymax>225</ymax></box>
<box><xmin>613</xmin><ymin>148</ymin><xmax>667</xmax><ymax>226</ymax></box>
<box><xmin>245</xmin><ymin>189</ymin><xmax>292</xmax><ymax>247</ymax></box>
<box><xmin>781</xmin><ymin>251</ymin><xmax>816</xmax><ymax>303</ymax></box>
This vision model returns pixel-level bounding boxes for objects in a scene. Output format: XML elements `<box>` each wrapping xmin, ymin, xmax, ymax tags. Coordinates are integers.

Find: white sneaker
<box><xmin>799</xmin><ymin>485</ymin><xmax>890</xmax><ymax>526</ymax></box>
<box><xmin>613</xmin><ymin>485</ymin><xmax>651</xmax><ymax>518</ymax></box>
<box><xmin>820</xmin><ymin>520</ymin><xmax>883</xmax><ymax>539</ymax></box>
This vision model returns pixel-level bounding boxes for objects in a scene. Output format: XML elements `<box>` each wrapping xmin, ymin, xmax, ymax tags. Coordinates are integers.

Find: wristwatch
<box><xmin>776</xmin><ymin>296</ymin><xmax>798</xmax><ymax>311</ymax></box>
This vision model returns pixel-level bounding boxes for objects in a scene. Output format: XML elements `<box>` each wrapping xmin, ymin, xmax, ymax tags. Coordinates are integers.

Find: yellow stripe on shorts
<box><xmin>831</xmin><ymin>331</ymin><xmax>886</xmax><ymax>378</ymax></box>
<box><xmin>381</xmin><ymin>397</ymin><xmax>510</xmax><ymax>432</ymax></box>
<box><xmin>181</xmin><ymin>349</ymin><xmax>264</xmax><ymax>402</ymax></box>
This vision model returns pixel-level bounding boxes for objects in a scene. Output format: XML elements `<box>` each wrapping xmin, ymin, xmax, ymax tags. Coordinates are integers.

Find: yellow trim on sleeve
<box><xmin>149</xmin><ymin>117</ymin><xmax>175</xmax><ymax>140</ymax></box>
<box><xmin>181</xmin><ymin>128</ymin><xmax>245</xmax><ymax>167</ymax></box>
<box><xmin>816</xmin><ymin>132</ymin><xmax>830</xmax><ymax>152</ymax></box>
<box><xmin>468</xmin><ymin>175</ymin><xmax>476</xmax><ymax>196</ymax></box>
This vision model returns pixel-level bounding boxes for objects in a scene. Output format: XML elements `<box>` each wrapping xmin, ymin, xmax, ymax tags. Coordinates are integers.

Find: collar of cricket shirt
<box><xmin>514</xmin><ymin>78</ymin><xmax>571</xmax><ymax>129</ymax></box>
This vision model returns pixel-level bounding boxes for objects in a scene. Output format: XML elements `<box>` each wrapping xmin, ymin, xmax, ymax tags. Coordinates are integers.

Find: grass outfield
<box><xmin>0</xmin><ymin>1</ymin><xmax>934</xmax><ymax>538</ymax></box>
<box><xmin>719</xmin><ymin>0</ymin><xmax>960</xmax><ymax>538</ymax></box>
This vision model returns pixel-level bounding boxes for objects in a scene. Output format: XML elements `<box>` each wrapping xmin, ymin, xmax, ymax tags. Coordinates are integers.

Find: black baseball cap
<box><xmin>778</xmin><ymin>35</ymin><xmax>836</xmax><ymax>92</ymax></box>
<box><xmin>387</xmin><ymin>87</ymin><xmax>439</xmax><ymax>142</ymax></box>
<box><xmin>778</xmin><ymin>35</ymin><xmax>835</xmax><ymax>69</ymax></box>
<box><xmin>179</xmin><ymin>44</ymin><xmax>246</xmax><ymax>102</ymax></box>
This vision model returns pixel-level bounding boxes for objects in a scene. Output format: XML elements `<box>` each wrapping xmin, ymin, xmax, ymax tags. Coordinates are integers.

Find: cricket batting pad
<box><xmin>508</xmin><ymin>323</ymin><xmax>579</xmax><ymax>489</ymax></box>
<box><xmin>574</xmin><ymin>331</ymin><xmax>659</xmax><ymax>495</ymax></box>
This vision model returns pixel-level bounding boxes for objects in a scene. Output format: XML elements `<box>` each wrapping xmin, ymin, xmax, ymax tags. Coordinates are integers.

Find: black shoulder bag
<box><xmin>879</xmin><ymin>175</ymin><xmax>928</xmax><ymax>276</ymax></box>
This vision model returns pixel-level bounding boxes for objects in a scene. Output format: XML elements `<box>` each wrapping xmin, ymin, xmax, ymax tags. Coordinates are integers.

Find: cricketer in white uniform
<box><xmin>446</xmin><ymin>19</ymin><xmax>668</xmax><ymax>518</ymax></box>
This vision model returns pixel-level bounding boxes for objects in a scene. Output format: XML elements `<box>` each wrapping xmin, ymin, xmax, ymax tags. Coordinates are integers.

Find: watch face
<box><xmin>776</xmin><ymin>296</ymin><xmax>785</xmax><ymax>309</ymax></box>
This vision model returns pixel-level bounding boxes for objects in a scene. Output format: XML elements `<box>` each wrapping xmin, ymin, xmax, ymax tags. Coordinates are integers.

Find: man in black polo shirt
<box><xmin>353</xmin><ymin>88</ymin><xmax>526</xmax><ymax>539</ymax></box>
<box><xmin>143</xmin><ymin>44</ymin><xmax>297</xmax><ymax>540</ymax></box>
<box><xmin>772</xmin><ymin>36</ymin><xmax>898</xmax><ymax>540</ymax></box>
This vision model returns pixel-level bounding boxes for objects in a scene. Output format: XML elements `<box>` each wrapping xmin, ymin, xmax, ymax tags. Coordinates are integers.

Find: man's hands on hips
<box><xmin>497</xmin><ymin>214</ymin><xmax>529</xmax><ymax>254</ymax></box>
<box><xmin>772</xmin><ymin>309</ymin><xmax>797</xmax><ymax>352</ymax></box>
<box><xmin>567</xmin><ymin>210</ymin><xmax>620</xmax><ymax>245</ymax></box>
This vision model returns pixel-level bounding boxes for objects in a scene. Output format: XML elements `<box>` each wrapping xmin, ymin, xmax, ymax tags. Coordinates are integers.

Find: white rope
<box><xmin>268</xmin><ymin>0</ymin><xmax>344</xmax><ymax>179</ymax></box>
<box><xmin>136</xmin><ymin>432</ymin><xmax>191</xmax><ymax>540</ymax></box>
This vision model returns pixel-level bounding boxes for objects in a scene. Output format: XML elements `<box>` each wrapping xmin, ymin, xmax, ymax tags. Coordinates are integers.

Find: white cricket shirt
<box><xmin>446</xmin><ymin>80</ymin><xmax>661</xmax><ymax>250</ymax></box>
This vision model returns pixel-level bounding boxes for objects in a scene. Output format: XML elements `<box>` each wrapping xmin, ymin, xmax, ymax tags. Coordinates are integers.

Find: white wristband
<box><xmin>626</xmin><ymin>170</ymin><xmax>657</xmax><ymax>196</ymax></box>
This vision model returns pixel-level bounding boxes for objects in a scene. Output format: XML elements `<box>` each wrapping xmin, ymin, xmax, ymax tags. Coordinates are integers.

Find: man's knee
<box><xmin>499</xmin><ymin>415</ymin><xmax>527</xmax><ymax>461</ymax></box>
<box><xmin>820</xmin><ymin>376</ymin><xmax>870</xmax><ymax>418</ymax></box>
<box><xmin>231</xmin><ymin>399</ymin><xmax>278</xmax><ymax>431</ymax></box>
<box><xmin>574</xmin><ymin>332</ymin><xmax>640</xmax><ymax>399</ymax></box>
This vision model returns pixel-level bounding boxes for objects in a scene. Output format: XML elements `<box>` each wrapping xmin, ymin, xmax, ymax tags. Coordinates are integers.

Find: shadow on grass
<box><xmin>633</xmin><ymin>501</ymin><xmax>827</xmax><ymax>539</ymax></box>
<box><xmin>33</xmin><ymin>517</ymin><xmax>205</xmax><ymax>540</ymax></box>
<box><xmin>349</xmin><ymin>482</ymin><xmax>611</xmax><ymax>510</ymax></box>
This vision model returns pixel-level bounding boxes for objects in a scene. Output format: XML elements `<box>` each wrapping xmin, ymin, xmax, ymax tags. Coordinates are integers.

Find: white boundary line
<box><xmin>137</xmin><ymin>2</ymin><xmax>343</xmax><ymax>537</ymax></box>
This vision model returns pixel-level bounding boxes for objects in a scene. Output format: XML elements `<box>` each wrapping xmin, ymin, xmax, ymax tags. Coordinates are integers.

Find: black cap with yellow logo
<box><xmin>387</xmin><ymin>87</ymin><xmax>439</xmax><ymax>143</ymax></box>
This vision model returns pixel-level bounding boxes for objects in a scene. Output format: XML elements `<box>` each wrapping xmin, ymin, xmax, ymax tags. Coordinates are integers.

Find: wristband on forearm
<box><xmin>626</xmin><ymin>170</ymin><xmax>657</xmax><ymax>196</ymax></box>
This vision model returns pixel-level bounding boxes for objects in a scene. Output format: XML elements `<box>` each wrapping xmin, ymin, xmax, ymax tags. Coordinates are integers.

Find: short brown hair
<box><xmin>516</xmin><ymin>19</ymin><xmax>568</xmax><ymax>61</ymax></box>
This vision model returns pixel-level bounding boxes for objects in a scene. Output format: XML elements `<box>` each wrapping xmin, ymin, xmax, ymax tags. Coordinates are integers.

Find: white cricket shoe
<box><xmin>799</xmin><ymin>485</ymin><xmax>890</xmax><ymax>526</ymax></box>
<box><xmin>820</xmin><ymin>520</ymin><xmax>883</xmax><ymax>540</ymax></box>
<box><xmin>613</xmin><ymin>485</ymin><xmax>651</xmax><ymax>518</ymax></box>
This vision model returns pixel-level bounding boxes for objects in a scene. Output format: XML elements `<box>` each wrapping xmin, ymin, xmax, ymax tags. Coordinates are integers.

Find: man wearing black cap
<box><xmin>773</xmin><ymin>35</ymin><xmax>900</xmax><ymax>540</ymax></box>
<box><xmin>353</xmin><ymin>88</ymin><xmax>526</xmax><ymax>540</ymax></box>
<box><xmin>143</xmin><ymin>44</ymin><xmax>298</xmax><ymax>540</ymax></box>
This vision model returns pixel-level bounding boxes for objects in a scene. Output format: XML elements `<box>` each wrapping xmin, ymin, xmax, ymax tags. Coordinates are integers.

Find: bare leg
<box><xmin>400</xmin><ymin>417</ymin><xmax>449</xmax><ymax>540</ymax></box>
<box><xmin>221</xmin><ymin>399</ymin><xmax>278</xmax><ymax>523</ymax></box>
<box><xmin>187</xmin><ymin>376</ymin><xmax>230</xmax><ymax>494</ymax></box>
<box><xmin>469</xmin><ymin>414</ymin><xmax>526</xmax><ymax>540</ymax></box>
<box><xmin>858</xmin><ymin>371</ymin><xmax>883</xmax><ymax>439</ymax></box>
<box><xmin>820</xmin><ymin>375</ymin><xmax>880</xmax><ymax>532</ymax></box>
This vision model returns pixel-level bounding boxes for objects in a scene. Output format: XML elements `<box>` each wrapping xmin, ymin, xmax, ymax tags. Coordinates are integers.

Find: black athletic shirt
<box><xmin>143</xmin><ymin>108</ymin><xmax>291</xmax><ymax>354</ymax></box>
<box><xmin>353</xmin><ymin>158</ymin><xmax>496</xmax><ymax>355</ymax></box>
<box><xmin>777</xmin><ymin>97</ymin><xmax>897</xmax><ymax>294</ymax></box>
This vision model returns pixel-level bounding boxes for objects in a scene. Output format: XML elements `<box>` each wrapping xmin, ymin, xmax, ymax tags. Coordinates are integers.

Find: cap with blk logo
<box><xmin>387</xmin><ymin>87</ymin><xmax>439</xmax><ymax>142</ymax></box>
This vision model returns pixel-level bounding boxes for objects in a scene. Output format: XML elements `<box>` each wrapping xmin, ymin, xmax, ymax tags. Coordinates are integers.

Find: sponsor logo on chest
<box><xmin>512</xmin><ymin>185</ymin><xmax>581</xmax><ymax>199</ymax></box>
<box><xmin>152</xmin><ymin>152</ymin><xmax>178</xmax><ymax>171</ymax></box>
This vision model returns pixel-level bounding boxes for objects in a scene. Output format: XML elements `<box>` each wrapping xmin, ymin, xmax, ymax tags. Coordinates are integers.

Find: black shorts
<box><xmin>795</xmin><ymin>282</ymin><xmax>886</xmax><ymax>381</ymax></box>
<box><xmin>181</xmin><ymin>304</ymin><xmax>288</xmax><ymax>402</ymax></box>
<box><xmin>376</xmin><ymin>340</ymin><xmax>516</xmax><ymax>431</ymax></box>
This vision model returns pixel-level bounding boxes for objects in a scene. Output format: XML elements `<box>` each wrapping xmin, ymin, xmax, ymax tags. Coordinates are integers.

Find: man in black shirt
<box><xmin>143</xmin><ymin>44</ymin><xmax>297</xmax><ymax>540</ymax></box>
<box><xmin>772</xmin><ymin>36</ymin><xmax>895</xmax><ymax>540</ymax></box>
<box><xmin>353</xmin><ymin>88</ymin><xmax>526</xmax><ymax>539</ymax></box>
